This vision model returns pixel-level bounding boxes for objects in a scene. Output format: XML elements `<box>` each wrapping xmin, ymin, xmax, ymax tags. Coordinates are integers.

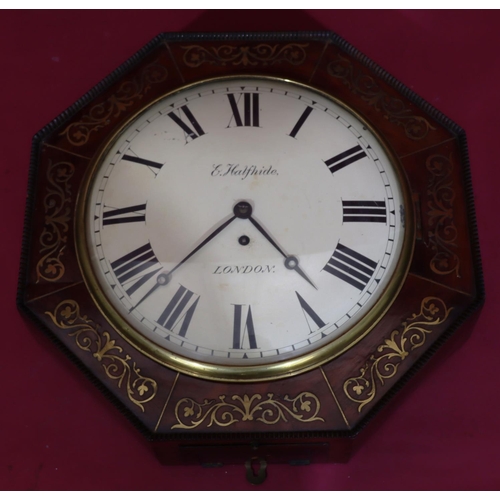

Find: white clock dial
<box><xmin>85</xmin><ymin>77</ymin><xmax>407</xmax><ymax>371</ymax></box>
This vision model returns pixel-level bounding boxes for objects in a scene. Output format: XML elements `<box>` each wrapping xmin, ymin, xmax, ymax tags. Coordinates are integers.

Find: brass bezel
<box><xmin>75</xmin><ymin>75</ymin><xmax>415</xmax><ymax>383</ymax></box>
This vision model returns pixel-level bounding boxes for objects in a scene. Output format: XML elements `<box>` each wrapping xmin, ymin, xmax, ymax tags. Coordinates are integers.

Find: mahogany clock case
<box><xmin>17</xmin><ymin>31</ymin><xmax>484</xmax><ymax>463</ymax></box>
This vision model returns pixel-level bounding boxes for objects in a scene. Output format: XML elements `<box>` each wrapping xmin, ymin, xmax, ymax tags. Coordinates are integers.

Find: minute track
<box><xmin>87</xmin><ymin>77</ymin><xmax>406</xmax><ymax>369</ymax></box>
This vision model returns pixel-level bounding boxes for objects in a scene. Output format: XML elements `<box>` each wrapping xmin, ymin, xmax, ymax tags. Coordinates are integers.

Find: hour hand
<box><xmin>282</xmin><ymin>255</ymin><xmax>318</xmax><ymax>290</ymax></box>
<box><xmin>234</xmin><ymin>202</ymin><xmax>317</xmax><ymax>290</ymax></box>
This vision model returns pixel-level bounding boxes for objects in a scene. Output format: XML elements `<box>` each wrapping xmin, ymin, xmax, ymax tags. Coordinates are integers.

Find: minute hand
<box><xmin>168</xmin><ymin>214</ymin><xmax>237</xmax><ymax>276</ymax></box>
<box><xmin>248</xmin><ymin>216</ymin><xmax>317</xmax><ymax>290</ymax></box>
<box><xmin>131</xmin><ymin>214</ymin><xmax>237</xmax><ymax>311</ymax></box>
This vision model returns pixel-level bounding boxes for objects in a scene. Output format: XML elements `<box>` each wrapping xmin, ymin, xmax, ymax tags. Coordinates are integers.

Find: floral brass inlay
<box><xmin>59</xmin><ymin>61</ymin><xmax>169</xmax><ymax>146</ymax></box>
<box><xmin>426</xmin><ymin>154</ymin><xmax>460</xmax><ymax>276</ymax></box>
<box><xmin>46</xmin><ymin>300</ymin><xmax>157</xmax><ymax>411</ymax></box>
<box><xmin>171</xmin><ymin>391</ymin><xmax>324</xmax><ymax>429</ymax></box>
<box><xmin>36</xmin><ymin>160</ymin><xmax>75</xmax><ymax>283</ymax></box>
<box><xmin>327</xmin><ymin>54</ymin><xmax>436</xmax><ymax>140</ymax></box>
<box><xmin>181</xmin><ymin>43</ymin><xmax>308</xmax><ymax>68</ymax></box>
<box><xmin>343</xmin><ymin>297</ymin><xmax>452</xmax><ymax>413</ymax></box>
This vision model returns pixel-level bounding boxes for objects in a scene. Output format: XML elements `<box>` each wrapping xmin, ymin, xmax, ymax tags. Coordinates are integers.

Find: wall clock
<box><xmin>18</xmin><ymin>31</ymin><xmax>483</xmax><ymax>481</ymax></box>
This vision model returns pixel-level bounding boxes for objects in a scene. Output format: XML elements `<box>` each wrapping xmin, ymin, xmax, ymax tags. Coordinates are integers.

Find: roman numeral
<box><xmin>324</xmin><ymin>145</ymin><xmax>367</xmax><ymax>174</ymax></box>
<box><xmin>103</xmin><ymin>204</ymin><xmax>146</xmax><ymax>226</ymax></box>
<box><xmin>167</xmin><ymin>105</ymin><xmax>205</xmax><ymax>141</ymax></box>
<box><xmin>296</xmin><ymin>292</ymin><xmax>326</xmax><ymax>333</ymax></box>
<box><xmin>289</xmin><ymin>106</ymin><xmax>313</xmax><ymax>138</ymax></box>
<box><xmin>323</xmin><ymin>243</ymin><xmax>377</xmax><ymax>291</ymax></box>
<box><xmin>227</xmin><ymin>93</ymin><xmax>260</xmax><ymax>127</ymax></box>
<box><xmin>157</xmin><ymin>285</ymin><xmax>199</xmax><ymax>337</ymax></box>
<box><xmin>121</xmin><ymin>154</ymin><xmax>163</xmax><ymax>171</ymax></box>
<box><xmin>232</xmin><ymin>304</ymin><xmax>258</xmax><ymax>350</ymax></box>
<box><xmin>342</xmin><ymin>200</ymin><xmax>387</xmax><ymax>223</ymax></box>
<box><xmin>110</xmin><ymin>242</ymin><xmax>161</xmax><ymax>296</ymax></box>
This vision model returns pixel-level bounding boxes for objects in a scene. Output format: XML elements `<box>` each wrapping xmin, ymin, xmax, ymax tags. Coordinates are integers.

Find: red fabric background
<box><xmin>1</xmin><ymin>9</ymin><xmax>498</xmax><ymax>490</ymax></box>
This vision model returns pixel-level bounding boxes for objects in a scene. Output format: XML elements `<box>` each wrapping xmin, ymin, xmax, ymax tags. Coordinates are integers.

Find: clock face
<box><xmin>81</xmin><ymin>77</ymin><xmax>409</xmax><ymax>380</ymax></box>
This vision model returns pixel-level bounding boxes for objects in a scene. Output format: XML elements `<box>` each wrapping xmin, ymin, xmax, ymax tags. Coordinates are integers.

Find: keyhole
<box><xmin>245</xmin><ymin>457</ymin><xmax>267</xmax><ymax>485</ymax></box>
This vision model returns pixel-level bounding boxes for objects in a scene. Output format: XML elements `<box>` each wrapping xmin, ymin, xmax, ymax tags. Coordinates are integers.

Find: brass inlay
<box><xmin>28</xmin><ymin>281</ymin><xmax>83</xmax><ymax>303</ymax></box>
<box><xmin>409</xmin><ymin>272</ymin><xmax>472</xmax><ymax>298</ymax></box>
<box><xmin>46</xmin><ymin>300</ymin><xmax>157</xmax><ymax>411</ymax></box>
<box><xmin>320</xmin><ymin>366</ymin><xmax>350</xmax><ymax>428</ymax></box>
<box><xmin>343</xmin><ymin>296</ymin><xmax>452</xmax><ymax>413</ymax></box>
<box><xmin>181</xmin><ymin>43</ymin><xmax>308</xmax><ymax>68</ymax></box>
<box><xmin>59</xmin><ymin>61</ymin><xmax>169</xmax><ymax>146</ymax></box>
<box><xmin>327</xmin><ymin>54</ymin><xmax>436</xmax><ymax>141</ymax></box>
<box><xmin>412</xmin><ymin>192</ymin><xmax>423</xmax><ymax>240</ymax></box>
<box><xmin>171</xmin><ymin>391</ymin><xmax>324</xmax><ymax>429</ymax></box>
<box><xmin>44</xmin><ymin>143</ymin><xmax>93</xmax><ymax>160</ymax></box>
<box><xmin>154</xmin><ymin>371</ymin><xmax>179</xmax><ymax>432</ymax></box>
<box><xmin>36</xmin><ymin>160</ymin><xmax>74</xmax><ymax>283</ymax></box>
<box><xmin>426</xmin><ymin>154</ymin><xmax>460</xmax><ymax>276</ymax></box>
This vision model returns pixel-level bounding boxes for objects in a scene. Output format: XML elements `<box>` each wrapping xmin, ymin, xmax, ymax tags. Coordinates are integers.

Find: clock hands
<box><xmin>250</xmin><ymin>217</ymin><xmax>318</xmax><ymax>290</ymax></box>
<box><xmin>130</xmin><ymin>214</ymin><xmax>237</xmax><ymax>311</ymax></box>
<box><xmin>234</xmin><ymin>201</ymin><xmax>318</xmax><ymax>290</ymax></box>
<box><xmin>131</xmin><ymin>201</ymin><xmax>316</xmax><ymax>312</ymax></box>
<box><xmin>164</xmin><ymin>214</ymin><xmax>237</xmax><ymax>278</ymax></box>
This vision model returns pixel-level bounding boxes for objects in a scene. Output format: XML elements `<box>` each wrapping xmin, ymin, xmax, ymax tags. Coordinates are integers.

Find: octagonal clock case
<box><xmin>18</xmin><ymin>32</ymin><xmax>483</xmax><ymax>469</ymax></box>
